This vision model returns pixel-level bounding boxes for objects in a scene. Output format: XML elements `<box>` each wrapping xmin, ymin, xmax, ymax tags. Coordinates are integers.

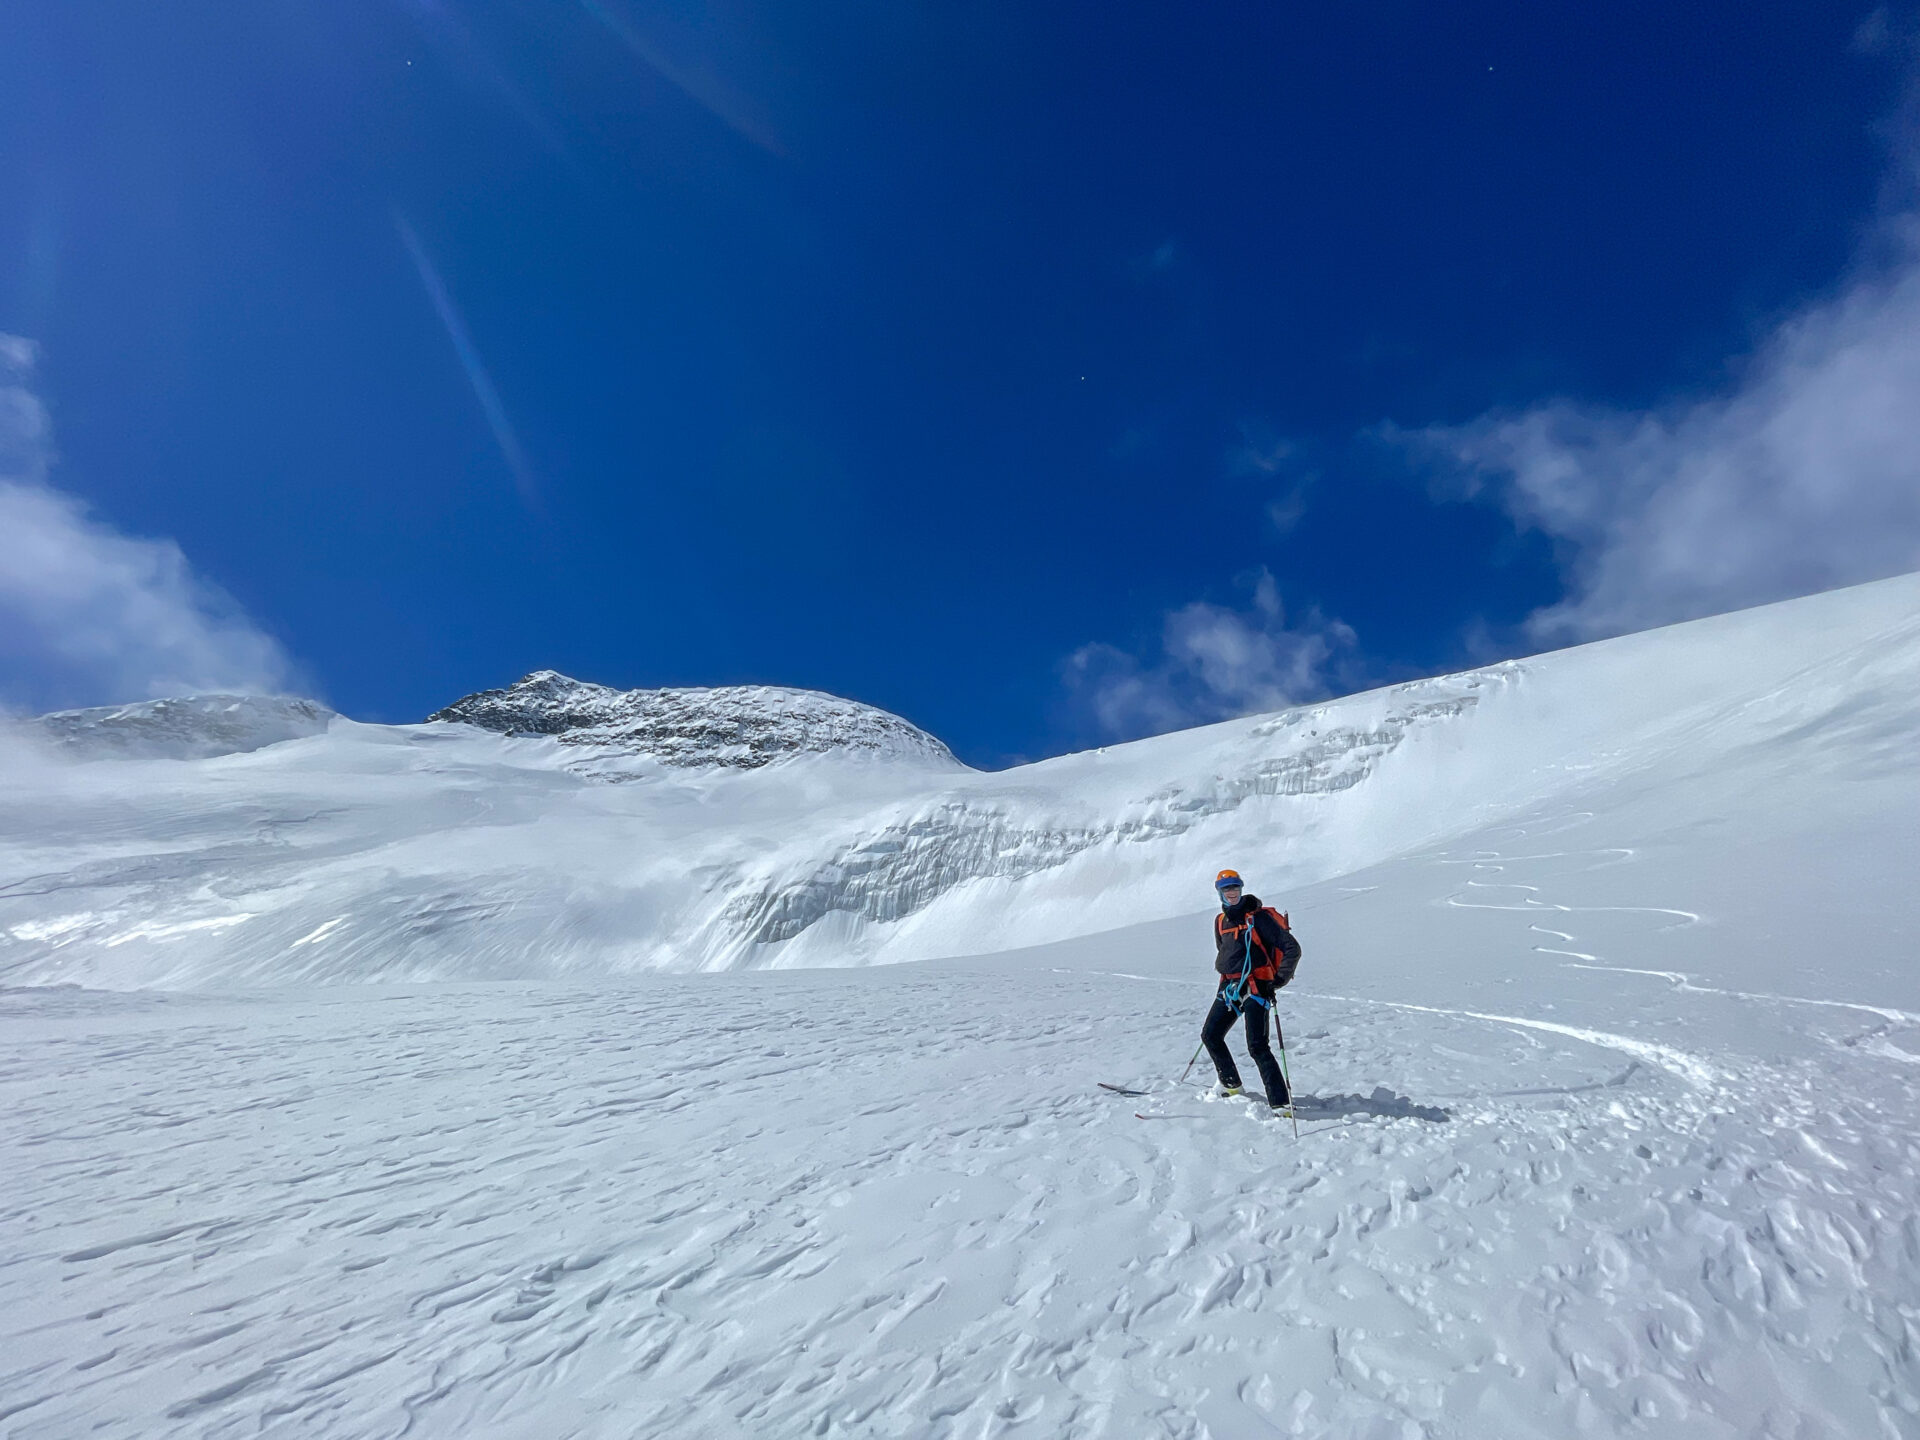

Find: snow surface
<box><xmin>2</xmin><ymin>574</ymin><xmax>1919</xmax><ymax>1437</ymax></box>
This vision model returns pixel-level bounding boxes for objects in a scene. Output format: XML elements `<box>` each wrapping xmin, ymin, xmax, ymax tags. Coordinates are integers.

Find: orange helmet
<box><xmin>1214</xmin><ymin>869</ymin><xmax>1243</xmax><ymax>892</ymax></box>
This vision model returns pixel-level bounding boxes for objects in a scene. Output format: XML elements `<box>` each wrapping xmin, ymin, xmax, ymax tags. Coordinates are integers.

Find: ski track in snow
<box><xmin>1439</xmin><ymin>849</ymin><xmax>1700</xmax><ymax>968</ymax></box>
<box><xmin>1436</xmin><ymin>836</ymin><xmax>1920</xmax><ymax>1041</ymax></box>
<box><xmin>1318</xmin><ymin>995</ymin><xmax>1723</xmax><ymax>1091</ymax></box>
<box><xmin>1558</xmin><ymin>964</ymin><xmax>1920</xmax><ymax>1028</ymax></box>
<box><xmin>1061</xmin><ymin>970</ymin><xmax>1724</xmax><ymax>1089</ymax></box>
<box><xmin>5</xmin><ymin>963</ymin><xmax>1919</xmax><ymax>1440</ymax></box>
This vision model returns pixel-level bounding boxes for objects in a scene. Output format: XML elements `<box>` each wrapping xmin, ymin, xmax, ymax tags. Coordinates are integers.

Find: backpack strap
<box><xmin>1244</xmin><ymin>908</ymin><xmax>1286</xmax><ymax>983</ymax></box>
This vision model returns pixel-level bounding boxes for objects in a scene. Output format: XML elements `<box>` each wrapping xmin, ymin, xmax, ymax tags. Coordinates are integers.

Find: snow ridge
<box><xmin>426</xmin><ymin>669</ymin><xmax>961</xmax><ymax>772</ymax></box>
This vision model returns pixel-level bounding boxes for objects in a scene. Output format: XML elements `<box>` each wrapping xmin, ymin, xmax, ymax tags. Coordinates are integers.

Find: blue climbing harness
<box><xmin>1221</xmin><ymin>922</ymin><xmax>1268</xmax><ymax>1013</ymax></box>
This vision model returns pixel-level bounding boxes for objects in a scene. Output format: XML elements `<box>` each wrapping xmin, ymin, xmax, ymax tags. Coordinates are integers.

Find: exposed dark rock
<box><xmin>427</xmin><ymin>670</ymin><xmax>961</xmax><ymax>772</ymax></box>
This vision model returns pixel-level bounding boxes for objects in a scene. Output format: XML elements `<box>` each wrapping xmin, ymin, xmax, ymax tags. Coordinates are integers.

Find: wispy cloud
<box><xmin>0</xmin><ymin>337</ymin><xmax>297</xmax><ymax>712</ymax></box>
<box><xmin>1126</xmin><ymin>238</ymin><xmax>1179</xmax><ymax>280</ymax></box>
<box><xmin>1227</xmin><ymin>426</ymin><xmax>1295</xmax><ymax>478</ymax></box>
<box><xmin>394</xmin><ymin>216</ymin><xmax>541</xmax><ymax>512</ymax></box>
<box><xmin>1228</xmin><ymin>423</ymin><xmax>1317</xmax><ymax>535</ymax></box>
<box><xmin>1065</xmin><ymin>570</ymin><xmax>1357</xmax><ymax>741</ymax></box>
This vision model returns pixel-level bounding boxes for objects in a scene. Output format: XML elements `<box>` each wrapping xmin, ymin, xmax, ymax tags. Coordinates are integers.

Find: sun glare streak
<box><xmin>397</xmin><ymin>0</ymin><xmax>578</xmax><ymax>170</ymax></box>
<box><xmin>576</xmin><ymin>0</ymin><xmax>782</xmax><ymax>154</ymax></box>
<box><xmin>393</xmin><ymin>215</ymin><xmax>541</xmax><ymax>512</ymax></box>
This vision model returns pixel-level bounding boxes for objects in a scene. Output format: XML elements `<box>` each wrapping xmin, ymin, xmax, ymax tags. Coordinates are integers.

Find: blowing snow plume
<box><xmin>0</xmin><ymin>336</ymin><xmax>296</xmax><ymax>713</ymax></box>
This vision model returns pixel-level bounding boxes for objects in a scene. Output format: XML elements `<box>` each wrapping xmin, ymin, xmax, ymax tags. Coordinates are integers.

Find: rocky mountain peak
<box><xmin>426</xmin><ymin>671</ymin><xmax>962</xmax><ymax>772</ymax></box>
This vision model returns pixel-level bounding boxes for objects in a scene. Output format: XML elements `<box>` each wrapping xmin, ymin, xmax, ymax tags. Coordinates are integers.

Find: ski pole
<box><xmin>1274</xmin><ymin>1015</ymin><xmax>1299</xmax><ymax>1140</ymax></box>
<box><xmin>1178</xmin><ymin>1038</ymin><xmax>1205</xmax><ymax>1084</ymax></box>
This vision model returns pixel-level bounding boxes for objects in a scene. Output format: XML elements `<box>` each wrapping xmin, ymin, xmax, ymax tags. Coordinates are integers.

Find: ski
<box><xmin>1135</xmin><ymin>1104</ymin><xmax>1301</xmax><ymax>1124</ymax></box>
<box><xmin>1098</xmin><ymin>1082</ymin><xmax>1150</xmax><ymax>1097</ymax></box>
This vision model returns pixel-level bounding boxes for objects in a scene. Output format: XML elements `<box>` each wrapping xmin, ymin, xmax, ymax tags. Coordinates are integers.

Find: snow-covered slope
<box><xmin>4</xmin><ymin>575</ymin><xmax>1918</xmax><ymax>1438</ymax></box>
<box><xmin>426</xmin><ymin>669</ymin><xmax>962</xmax><ymax>774</ymax></box>
<box><xmin>2</xmin><ymin>574</ymin><xmax>1917</xmax><ymax>987</ymax></box>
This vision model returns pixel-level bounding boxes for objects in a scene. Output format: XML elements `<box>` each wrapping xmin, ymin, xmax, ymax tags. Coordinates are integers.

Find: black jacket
<box><xmin>1213</xmin><ymin>893</ymin><xmax>1302</xmax><ymax>996</ymax></box>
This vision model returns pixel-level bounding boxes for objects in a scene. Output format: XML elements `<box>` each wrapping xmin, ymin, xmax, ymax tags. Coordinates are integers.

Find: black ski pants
<box><xmin>1201</xmin><ymin>992</ymin><xmax>1289</xmax><ymax>1106</ymax></box>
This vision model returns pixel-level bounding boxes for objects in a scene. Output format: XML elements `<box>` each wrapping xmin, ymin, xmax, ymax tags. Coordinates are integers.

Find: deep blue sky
<box><xmin>0</xmin><ymin>2</ymin><xmax>1904</xmax><ymax>764</ymax></box>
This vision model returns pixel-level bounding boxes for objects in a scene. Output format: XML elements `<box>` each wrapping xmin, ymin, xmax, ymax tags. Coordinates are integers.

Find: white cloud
<box><xmin>0</xmin><ymin>336</ymin><xmax>297</xmax><ymax>712</ymax></box>
<box><xmin>1227</xmin><ymin>429</ymin><xmax>1295</xmax><ymax>477</ymax></box>
<box><xmin>1065</xmin><ymin>570</ymin><xmax>1357</xmax><ymax>741</ymax></box>
<box><xmin>1407</xmin><ymin>228</ymin><xmax>1920</xmax><ymax>645</ymax></box>
<box><xmin>1228</xmin><ymin>424</ymin><xmax>1316</xmax><ymax>535</ymax></box>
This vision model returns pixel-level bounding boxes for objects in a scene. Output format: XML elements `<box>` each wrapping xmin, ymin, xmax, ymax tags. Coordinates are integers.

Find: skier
<box><xmin>1203</xmin><ymin>868</ymin><xmax>1301</xmax><ymax>1110</ymax></box>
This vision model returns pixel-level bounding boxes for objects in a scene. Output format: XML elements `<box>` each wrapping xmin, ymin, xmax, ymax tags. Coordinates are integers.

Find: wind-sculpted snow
<box><xmin>427</xmin><ymin>668</ymin><xmax>962</xmax><ymax>772</ymax></box>
<box><xmin>5</xmin><ymin>807</ymin><xmax>1919</xmax><ymax>1437</ymax></box>
<box><xmin>22</xmin><ymin>694</ymin><xmax>334</xmax><ymax>760</ymax></box>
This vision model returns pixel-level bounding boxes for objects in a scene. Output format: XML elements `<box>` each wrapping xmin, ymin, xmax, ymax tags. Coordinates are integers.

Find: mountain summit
<box><xmin>426</xmin><ymin>670</ymin><xmax>962</xmax><ymax>772</ymax></box>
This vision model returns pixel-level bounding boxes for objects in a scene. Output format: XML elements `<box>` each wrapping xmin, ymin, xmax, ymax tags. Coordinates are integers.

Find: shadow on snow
<box><xmin>1295</xmin><ymin>1087</ymin><xmax>1451</xmax><ymax>1124</ymax></box>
